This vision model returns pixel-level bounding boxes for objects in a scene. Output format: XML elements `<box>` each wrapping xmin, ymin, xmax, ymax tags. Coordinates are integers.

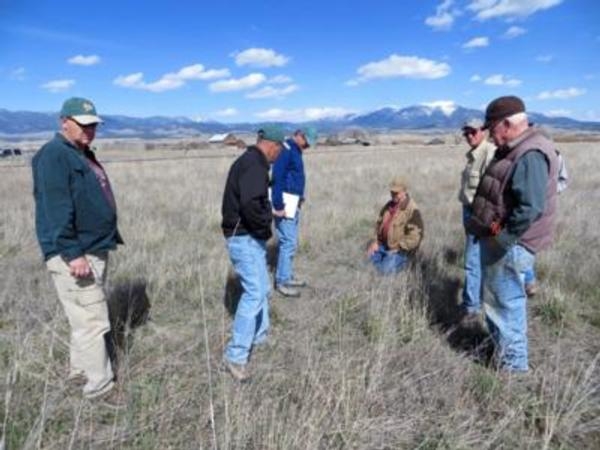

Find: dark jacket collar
<box><xmin>247</xmin><ymin>145</ymin><xmax>269</xmax><ymax>168</ymax></box>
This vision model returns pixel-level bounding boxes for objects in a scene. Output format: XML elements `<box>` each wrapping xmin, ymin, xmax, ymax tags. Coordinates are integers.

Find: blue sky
<box><xmin>1</xmin><ymin>0</ymin><xmax>599</xmax><ymax>122</ymax></box>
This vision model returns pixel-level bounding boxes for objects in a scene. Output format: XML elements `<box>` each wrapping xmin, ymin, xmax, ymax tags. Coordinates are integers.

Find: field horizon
<box><xmin>1</xmin><ymin>136</ymin><xmax>599</xmax><ymax>449</ymax></box>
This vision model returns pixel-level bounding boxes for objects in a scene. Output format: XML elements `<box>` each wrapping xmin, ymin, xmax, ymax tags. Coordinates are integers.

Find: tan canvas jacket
<box><xmin>375</xmin><ymin>197</ymin><xmax>424</xmax><ymax>252</ymax></box>
<box><xmin>459</xmin><ymin>139</ymin><xmax>496</xmax><ymax>206</ymax></box>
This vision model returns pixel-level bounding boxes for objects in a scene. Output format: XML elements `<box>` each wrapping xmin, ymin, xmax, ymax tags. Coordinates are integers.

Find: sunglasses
<box><xmin>463</xmin><ymin>128</ymin><xmax>478</xmax><ymax>137</ymax></box>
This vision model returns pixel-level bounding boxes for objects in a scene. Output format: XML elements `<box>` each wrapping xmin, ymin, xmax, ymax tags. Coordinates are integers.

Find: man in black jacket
<box><xmin>221</xmin><ymin>125</ymin><xmax>285</xmax><ymax>381</ymax></box>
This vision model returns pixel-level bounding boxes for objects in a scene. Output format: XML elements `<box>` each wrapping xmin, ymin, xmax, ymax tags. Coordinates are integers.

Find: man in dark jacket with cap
<box><xmin>468</xmin><ymin>96</ymin><xmax>558</xmax><ymax>373</ymax></box>
<box><xmin>221</xmin><ymin>125</ymin><xmax>285</xmax><ymax>382</ymax></box>
<box><xmin>32</xmin><ymin>97</ymin><xmax>124</xmax><ymax>402</ymax></box>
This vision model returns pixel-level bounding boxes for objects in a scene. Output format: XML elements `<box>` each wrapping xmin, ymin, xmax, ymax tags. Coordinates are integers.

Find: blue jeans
<box><xmin>370</xmin><ymin>244</ymin><xmax>409</xmax><ymax>275</ymax></box>
<box><xmin>275</xmin><ymin>211</ymin><xmax>300</xmax><ymax>286</ymax></box>
<box><xmin>524</xmin><ymin>266</ymin><xmax>536</xmax><ymax>285</ymax></box>
<box><xmin>462</xmin><ymin>206</ymin><xmax>483</xmax><ymax>314</ymax></box>
<box><xmin>224</xmin><ymin>235</ymin><xmax>271</xmax><ymax>365</ymax></box>
<box><xmin>481</xmin><ymin>240</ymin><xmax>535</xmax><ymax>372</ymax></box>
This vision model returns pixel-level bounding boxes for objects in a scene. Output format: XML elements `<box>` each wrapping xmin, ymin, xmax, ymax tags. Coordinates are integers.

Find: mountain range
<box><xmin>1</xmin><ymin>104</ymin><xmax>599</xmax><ymax>139</ymax></box>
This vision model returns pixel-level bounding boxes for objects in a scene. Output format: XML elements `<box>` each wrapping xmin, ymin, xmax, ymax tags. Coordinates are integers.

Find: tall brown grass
<box><xmin>0</xmin><ymin>140</ymin><xmax>598</xmax><ymax>449</ymax></box>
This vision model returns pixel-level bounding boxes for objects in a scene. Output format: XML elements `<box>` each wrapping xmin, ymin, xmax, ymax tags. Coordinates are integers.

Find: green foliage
<box><xmin>414</xmin><ymin>431</ymin><xmax>463</xmax><ymax>450</ymax></box>
<box><xmin>297</xmin><ymin>238</ymin><xmax>312</xmax><ymax>254</ymax></box>
<box><xmin>534</xmin><ymin>291</ymin><xmax>571</xmax><ymax>330</ymax></box>
<box><xmin>360</xmin><ymin>315</ymin><xmax>385</xmax><ymax>342</ymax></box>
<box><xmin>468</xmin><ymin>366</ymin><xmax>502</xmax><ymax>403</ymax></box>
<box><xmin>0</xmin><ymin>238</ymin><xmax>20</xmax><ymax>258</ymax></box>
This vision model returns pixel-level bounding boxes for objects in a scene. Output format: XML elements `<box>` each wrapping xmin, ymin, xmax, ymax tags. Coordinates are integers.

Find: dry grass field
<box><xmin>1</xmin><ymin>137</ymin><xmax>599</xmax><ymax>449</ymax></box>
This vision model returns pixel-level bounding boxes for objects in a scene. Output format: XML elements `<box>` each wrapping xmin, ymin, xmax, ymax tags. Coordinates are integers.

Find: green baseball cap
<box><xmin>257</xmin><ymin>124</ymin><xmax>285</xmax><ymax>143</ymax></box>
<box><xmin>60</xmin><ymin>97</ymin><xmax>103</xmax><ymax>125</ymax></box>
<box><xmin>300</xmin><ymin>127</ymin><xmax>317</xmax><ymax>147</ymax></box>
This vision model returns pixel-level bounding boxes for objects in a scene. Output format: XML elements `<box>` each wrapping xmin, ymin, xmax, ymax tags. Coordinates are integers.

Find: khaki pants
<box><xmin>46</xmin><ymin>253</ymin><xmax>114</xmax><ymax>398</ymax></box>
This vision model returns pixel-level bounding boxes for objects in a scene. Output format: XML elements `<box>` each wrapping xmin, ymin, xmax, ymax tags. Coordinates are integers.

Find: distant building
<box><xmin>208</xmin><ymin>133</ymin><xmax>246</xmax><ymax>149</ymax></box>
<box><xmin>209</xmin><ymin>133</ymin><xmax>237</xmax><ymax>144</ymax></box>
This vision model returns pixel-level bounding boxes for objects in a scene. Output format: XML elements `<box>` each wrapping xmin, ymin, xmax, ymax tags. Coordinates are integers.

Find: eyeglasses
<box><xmin>463</xmin><ymin>129</ymin><xmax>478</xmax><ymax>137</ymax></box>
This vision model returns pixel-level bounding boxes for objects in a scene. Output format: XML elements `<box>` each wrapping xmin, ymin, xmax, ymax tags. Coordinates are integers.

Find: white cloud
<box><xmin>421</xmin><ymin>100</ymin><xmax>457</xmax><ymax>116</ymax></box>
<box><xmin>349</xmin><ymin>54</ymin><xmax>451</xmax><ymax>85</ymax></box>
<box><xmin>68</xmin><ymin>54</ymin><xmax>101</xmax><ymax>66</ymax></box>
<box><xmin>172</xmin><ymin>64</ymin><xmax>230</xmax><ymax>81</ymax></box>
<box><xmin>536</xmin><ymin>54</ymin><xmax>554</xmax><ymax>63</ymax></box>
<box><xmin>468</xmin><ymin>0</ymin><xmax>564</xmax><ymax>21</ymax></box>
<box><xmin>546</xmin><ymin>109</ymin><xmax>571</xmax><ymax>117</ymax></box>
<box><xmin>483</xmin><ymin>73</ymin><xmax>522</xmax><ymax>86</ymax></box>
<box><xmin>114</xmin><ymin>64</ymin><xmax>230</xmax><ymax>92</ymax></box>
<box><xmin>585</xmin><ymin>110</ymin><xmax>600</xmax><ymax>121</ymax></box>
<box><xmin>209</xmin><ymin>73</ymin><xmax>266</xmax><ymax>92</ymax></box>
<box><xmin>269</xmin><ymin>75</ymin><xmax>293</xmax><ymax>84</ymax></box>
<box><xmin>503</xmin><ymin>26</ymin><xmax>526</xmax><ymax>38</ymax></box>
<box><xmin>470</xmin><ymin>74</ymin><xmax>482</xmax><ymax>82</ymax></box>
<box><xmin>194</xmin><ymin>68</ymin><xmax>231</xmax><ymax>80</ymax></box>
<box><xmin>425</xmin><ymin>0</ymin><xmax>458</xmax><ymax>30</ymax></box>
<box><xmin>463</xmin><ymin>36</ymin><xmax>489</xmax><ymax>49</ymax></box>
<box><xmin>255</xmin><ymin>108</ymin><xmax>288</xmax><ymax>120</ymax></box>
<box><xmin>114</xmin><ymin>72</ymin><xmax>144</xmax><ymax>88</ymax></box>
<box><xmin>41</xmin><ymin>79</ymin><xmax>75</xmax><ymax>93</ymax></box>
<box><xmin>246</xmin><ymin>84</ymin><xmax>298</xmax><ymax>99</ymax></box>
<box><xmin>304</xmin><ymin>107</ymin><xmax>354</xmax><ymax>120</ymax></box>
<box><xmin>537</xmin><ymin>87</ymin><xmax>586</xmax><ymax>100</ymax></box>
<box><xmin>9</xmin><ymin>67</ymin><xmax>26</xmax><ymax>81</ymax></box>
<box><xmin>233</xmin><ymin>48</ymin><xmax>290</xmax><ymax>67</ymax></box>
<box><xmin>255</xmin><ymin>107</ymin><xmax>355</xmax><ymax>122</ymax></box>
<box><xmin>215</xmin><ymin>108</ymin><xmax>238</xmax><ymax>117</ymax></box>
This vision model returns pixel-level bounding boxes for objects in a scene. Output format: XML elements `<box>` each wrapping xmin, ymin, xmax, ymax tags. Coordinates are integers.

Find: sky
<box><xmin>1</xmin><ymin>0</ymin><xmax>599</xmax><ymax>123</ymax></box>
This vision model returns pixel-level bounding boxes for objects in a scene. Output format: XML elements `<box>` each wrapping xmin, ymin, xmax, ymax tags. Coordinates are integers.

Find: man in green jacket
<box><xmin>32</xmin><ymin>97</ymin><xmax>124</xmax><ymax>404</ymax></box>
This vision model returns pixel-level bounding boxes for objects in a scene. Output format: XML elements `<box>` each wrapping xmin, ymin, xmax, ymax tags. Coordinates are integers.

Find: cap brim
<box><xmin>71</xmin><ymin>114</ymin><xmax>103</xmax><ymax>125</ymax></box>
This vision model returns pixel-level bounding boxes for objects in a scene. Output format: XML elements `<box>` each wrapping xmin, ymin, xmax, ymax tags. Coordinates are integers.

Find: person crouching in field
<box><xmin>366</xmin><ymin>178</ymin><xmax>424</xmax><ymax>275</ymax></box>
<box><xmin>32</xmin><ymin>97</ymin><xmax>124</xmax><ymax>407</ymax></box>
<box><xmin>220</xmin><ymin>125</ymin><xmax>285</xmax><ymax>382</ymax></box>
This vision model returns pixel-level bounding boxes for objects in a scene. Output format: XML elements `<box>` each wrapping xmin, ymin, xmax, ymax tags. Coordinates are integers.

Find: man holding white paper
<box><xmin>271</xmin><ymin>127</ymin><xmax>317</xmax><ymax>297</ymax></box>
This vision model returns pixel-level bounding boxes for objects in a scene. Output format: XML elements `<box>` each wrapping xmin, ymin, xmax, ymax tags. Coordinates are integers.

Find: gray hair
<box><xmin>506</xmin><ymin>112</ymin><xmax>528</xmax><ymax>126</ymax></box>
